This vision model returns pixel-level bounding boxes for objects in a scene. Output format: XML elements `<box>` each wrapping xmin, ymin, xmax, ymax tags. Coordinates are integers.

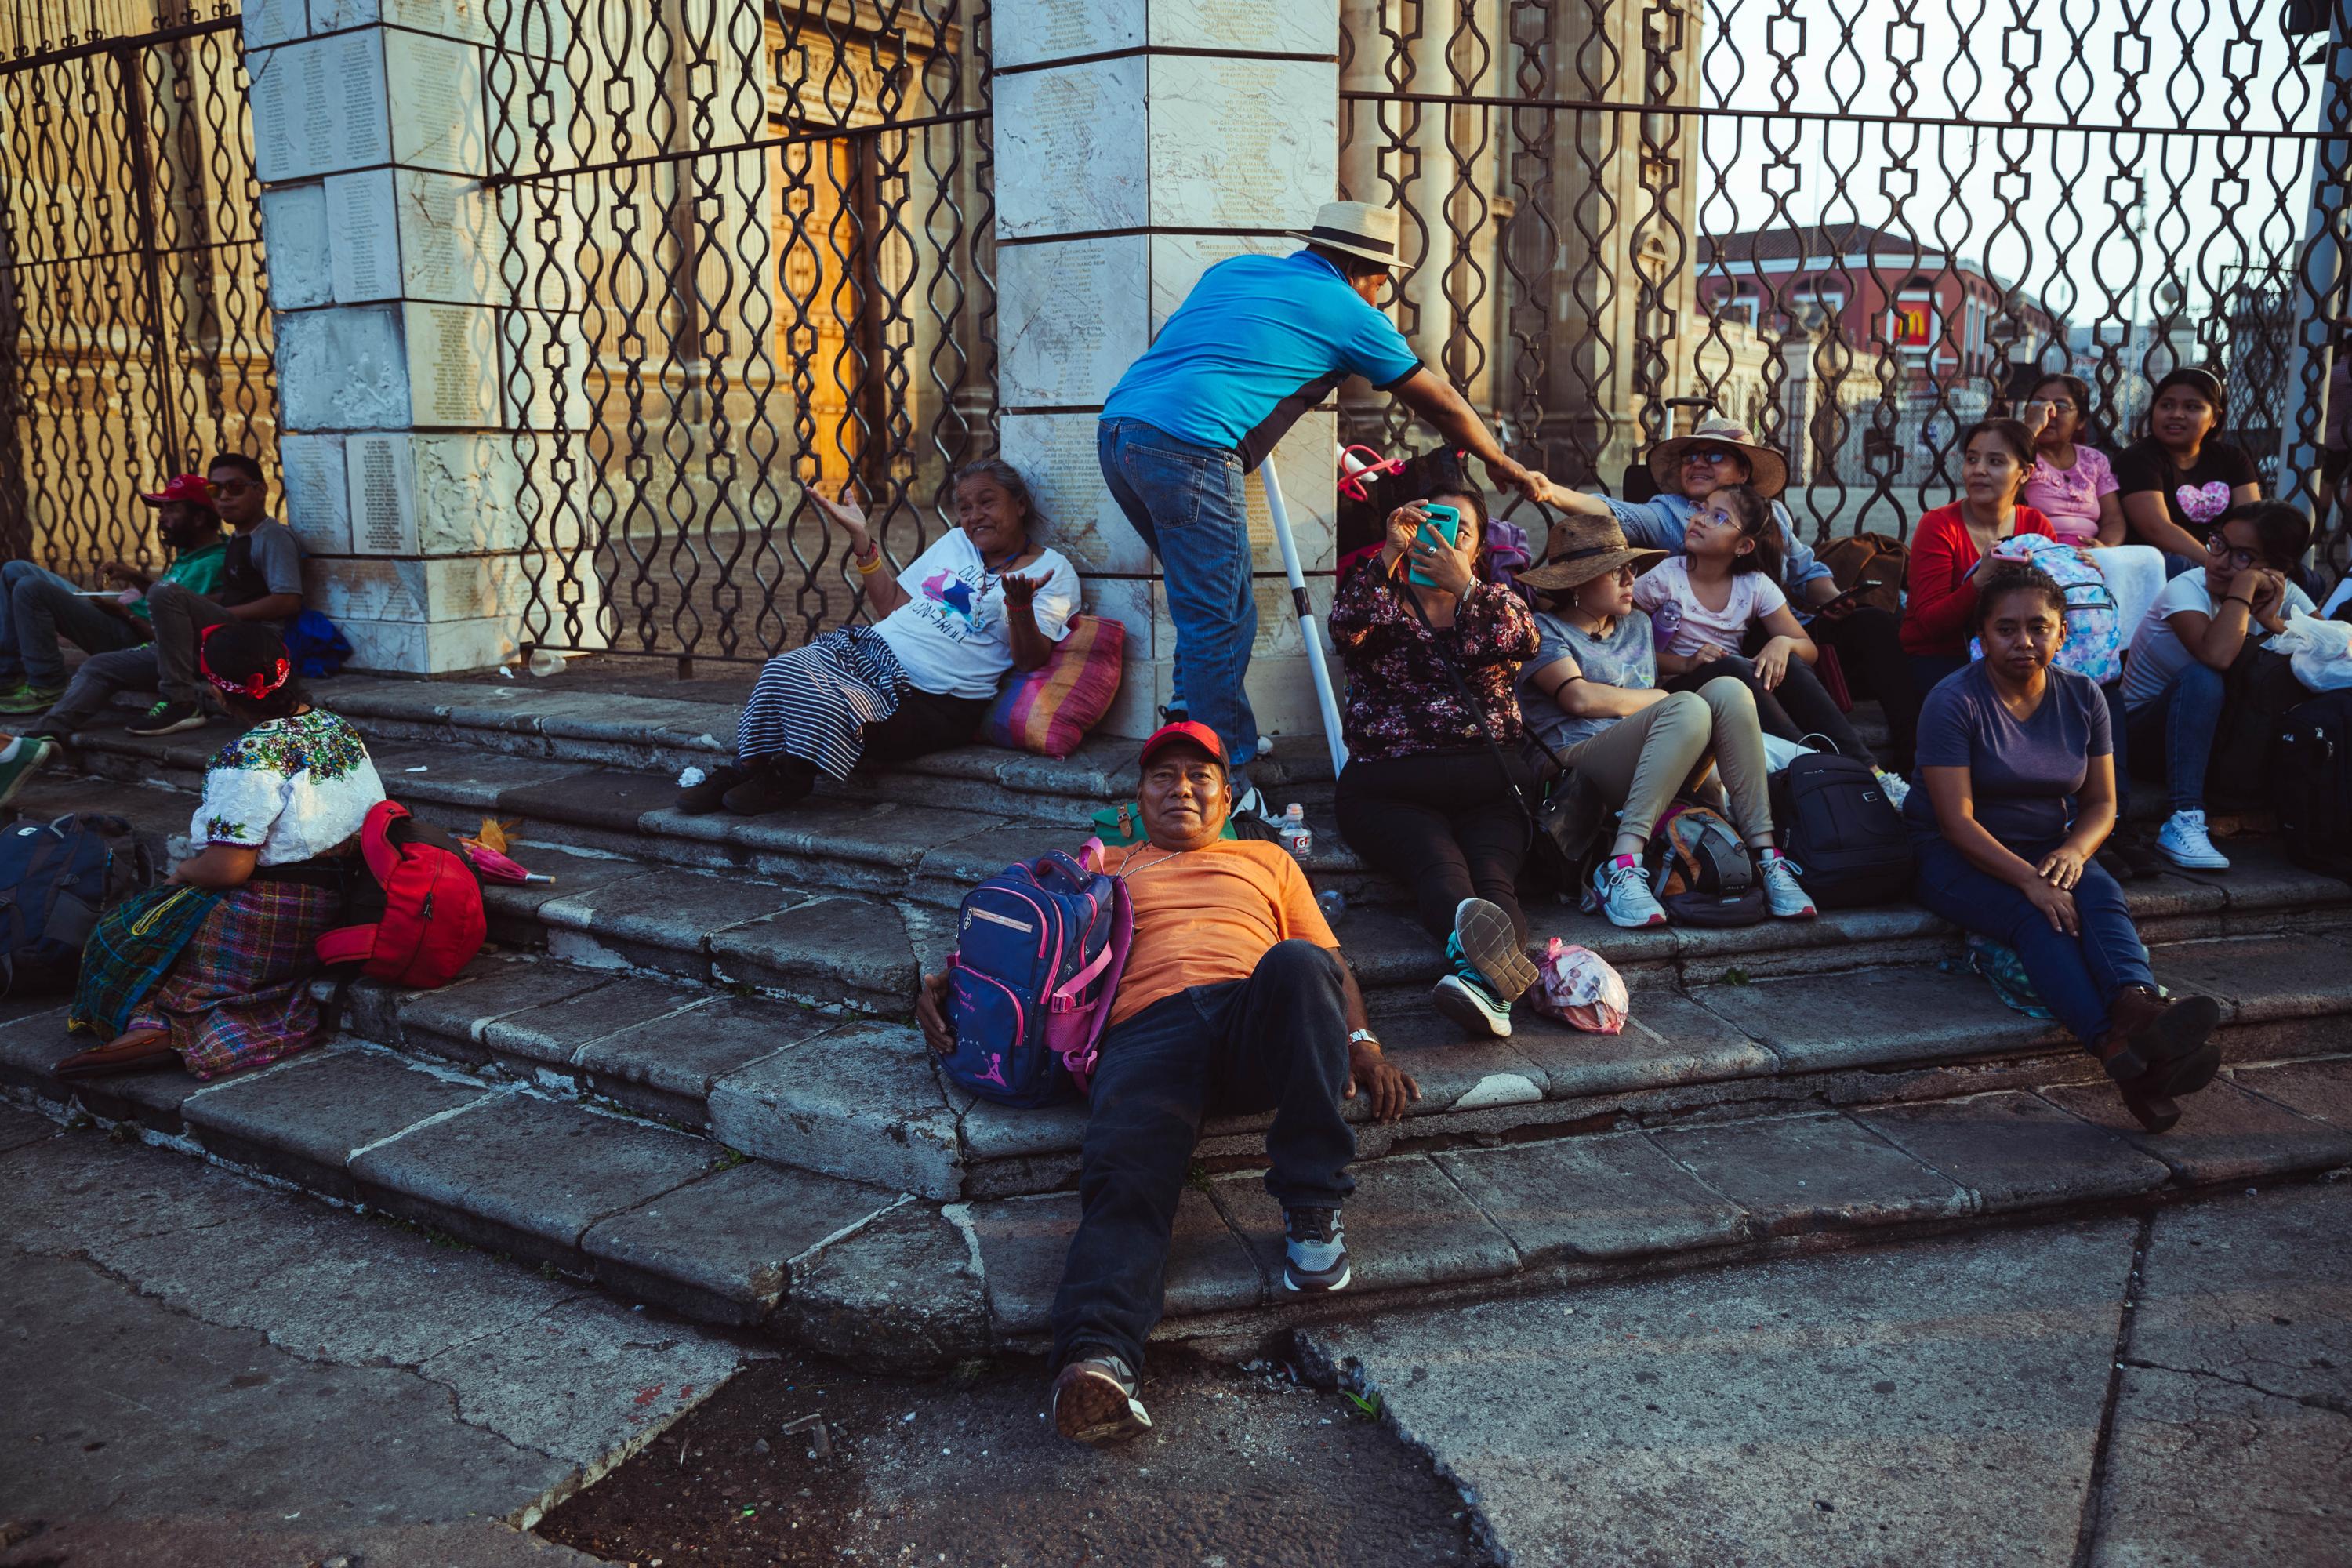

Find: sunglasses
<box><xmin>2203</xmin><ymin>535</ymin><xmax>2262</xmax><ymax>572</ymax></box>
<box><xmin>206</xmin><ymin>477</ymin><xmax>253</xmax><ymax>496</ymax></box>
<box><xmin>1683</xmin><ymin>447</ymin><xmax>1740</xmax><ymax>465</ymax></box>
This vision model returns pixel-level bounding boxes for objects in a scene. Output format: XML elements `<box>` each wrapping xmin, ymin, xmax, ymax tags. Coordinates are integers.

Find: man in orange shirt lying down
<box><xmin>916</xmin><ymin>720</ymin><xmax>1419</xmax><ymax>1446</ymax></box>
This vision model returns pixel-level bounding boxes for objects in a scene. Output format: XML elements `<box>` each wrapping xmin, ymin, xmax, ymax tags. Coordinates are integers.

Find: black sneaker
<box><xmin>1051</xmin><ymin>1353</ymin><xmax>1152</xmax><ymax>1445</ymax></box>
<box><xmin>125</xmin><ymin>699</ymin><xmax>206</xmax><ymax>737</ymax></box>
<box><xmin>1282</xmin><ymin>1207</ymin><xmax>1350</xmax><ymax>1294</ymax></box>
<box><xmin>677</xmin><ymin>763</ymin><xmax>748</xmax><ymax>815</ymax></box>
<box><xmin>720</xmin><ymin>764</ymin><xmax>811</xmax><ymax>815</ymax></box>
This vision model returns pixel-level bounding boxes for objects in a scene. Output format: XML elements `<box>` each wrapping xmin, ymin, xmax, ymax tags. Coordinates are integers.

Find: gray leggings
<box><xmin>1558</xmin><ymin>676</ymin><xmax>1776</xmax><ymax>848</ymax></box>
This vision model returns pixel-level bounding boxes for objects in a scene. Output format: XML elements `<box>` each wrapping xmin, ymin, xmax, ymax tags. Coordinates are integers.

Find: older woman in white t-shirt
<box><xmin>1631</xmin><ymin>484</ymin><xmax>1897</xmax><ymax>790</ymax></box>
<box><xmin>681</xmin><ymin>459</ymin><xmax>1083</xmax><ymax>815</ymax></box>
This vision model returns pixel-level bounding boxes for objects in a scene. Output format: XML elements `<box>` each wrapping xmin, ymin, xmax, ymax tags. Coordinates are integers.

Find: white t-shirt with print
<box><xmin>1632</xmin><ymin>557</ymin><xmax>1788</xmax><ymax>659</ymax></box>
<box><xmin>193</xmin><ymin>709</ymin><xmax>389</xmax><ymax>866</ymax></box>
<box><xmin>2122</xmin><ymin>570</ymin><xmax>2318</xmax><ymax>710</ymax></box>
<box><xmin>871</xmin><ymin>528</ymin><xmax>1081</xmax><ymax>699</ymax></box>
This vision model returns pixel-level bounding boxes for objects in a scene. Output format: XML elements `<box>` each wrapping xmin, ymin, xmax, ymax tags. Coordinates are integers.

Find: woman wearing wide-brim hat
<box><xmin>1542</xmin><ymin>414</ymin><xmax>1922</xmax><ymax>775</ymax></box>
<box><xmin>1513</xmin><ymin>514</ymin><xmax>1817</xmax><ymax>928</ymax></box>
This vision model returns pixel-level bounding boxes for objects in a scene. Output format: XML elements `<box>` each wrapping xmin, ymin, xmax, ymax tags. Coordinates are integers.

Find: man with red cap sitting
<box><xmin>916</xmin><ymin>720</ymin><xmax>1419</xmax><ymax>1446</ymax></box>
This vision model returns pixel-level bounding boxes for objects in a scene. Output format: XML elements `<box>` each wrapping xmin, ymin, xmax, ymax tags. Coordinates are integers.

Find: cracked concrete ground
<box><xmin>0</xmin><ymin>1103</ymin><xmax>757</xmax><ymax>1568</ymax></box>
<box><xmin>1303</xmin><ymin>1180</ymin><xmax>2352</xmax><ymax>1568</ymax></box>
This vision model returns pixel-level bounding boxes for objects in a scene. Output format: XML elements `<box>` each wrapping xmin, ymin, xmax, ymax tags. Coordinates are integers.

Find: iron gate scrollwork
<box><xmin>1338</xmin><ymin>0</ymin><xmax>2352</xmax><ymax>583</ymax></box>
<box><xmin>482</xmin><ymin>0</ymin><xmax>996</xmax><ymax>666</ymax></box>
<box><xmin>0</xmin><ymin>1</ymin><xmax>277</xmax><ymax>579</ymax></box>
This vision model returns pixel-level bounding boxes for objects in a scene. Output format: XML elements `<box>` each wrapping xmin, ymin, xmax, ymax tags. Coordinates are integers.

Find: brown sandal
<box><xmin>54</xmin><ymin>1030</ymin><xmax>178</xmax><ymax>1081</ymax></box>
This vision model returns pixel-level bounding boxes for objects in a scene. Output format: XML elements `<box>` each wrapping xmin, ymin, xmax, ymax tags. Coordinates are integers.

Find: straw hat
<box><xmin>1646</xmin><ymin>416</ymin><xmax>1790</xmax><ymax>500</ymax></box>
<box><xmin>1290</xmin><ymin>201</ymin><xmax>1401</xmax><ymax>267</ymax></box>
<box><xmin>1515</xmin><ymin>513</ymin><xmax>1668</xmax><ymax>593</ymax></box>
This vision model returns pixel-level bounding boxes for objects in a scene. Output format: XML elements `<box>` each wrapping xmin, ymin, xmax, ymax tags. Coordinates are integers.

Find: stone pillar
<box><xmin>989</xmin><ymin>0</ymin><xmax>1341</xmax><ymax>743</ymax></box>
<box><xmin>243</xmin><ymin>0</ymin><xmax>615</xmax><ymax>672</ymax></box>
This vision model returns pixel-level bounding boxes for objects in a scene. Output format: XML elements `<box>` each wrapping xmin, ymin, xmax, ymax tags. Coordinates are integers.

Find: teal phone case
<box><xmin>1406</xmin><ymin>504</ymin><xmax>1463</xmax><ymax>588</ymax></box>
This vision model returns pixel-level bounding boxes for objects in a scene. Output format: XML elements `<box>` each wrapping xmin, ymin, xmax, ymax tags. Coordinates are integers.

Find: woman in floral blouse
<box><xmin>1330</xmin><ymin>485</ymin><xmax>1544</xmax><ymax>1040</ymax></box>
<box><xmin>56</xmin><ymin>622</ymin><xmax>386</xmax><ymax>1080</ymax></box>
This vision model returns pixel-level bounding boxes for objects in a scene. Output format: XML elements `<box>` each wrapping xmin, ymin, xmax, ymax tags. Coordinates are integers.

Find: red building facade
<box><xmin>1697</xmin><ymin>225</ymin><xmax>2063</xmax><ymax>390</ymax></box>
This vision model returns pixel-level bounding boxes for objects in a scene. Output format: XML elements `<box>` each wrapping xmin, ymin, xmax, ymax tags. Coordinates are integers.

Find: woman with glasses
<box><xmin>2119</xmin><ymin>502</ymin><xmax>2315</xmax><ymax>871</ymax></box>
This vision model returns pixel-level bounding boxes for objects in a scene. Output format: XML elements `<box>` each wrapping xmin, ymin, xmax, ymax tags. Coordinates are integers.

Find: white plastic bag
<box><xmin>1760</xmin><ymin>733</ymin><xmax>1817</xmax><ymax>773</ymax></box>
<box><xmin>2265</xmin><ymin>611</ymin><xmax>2352</xmax><ymax>694</ymax></box>
<box><xmin>1529</xmin><ymin>938</ymin><xmax>1631</xmax><ymax>1034</ymax></box>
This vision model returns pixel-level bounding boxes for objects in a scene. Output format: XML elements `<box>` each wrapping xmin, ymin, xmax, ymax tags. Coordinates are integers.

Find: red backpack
<box><xmin>315</xmin><ymin>800</ymin><xmax>485</xmax><ymax>987</ymax></box>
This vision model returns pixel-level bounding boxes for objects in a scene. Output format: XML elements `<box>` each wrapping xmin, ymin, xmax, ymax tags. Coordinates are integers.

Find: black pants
<box><xmin>755</xmin><ymin>683</ymin><xmax>992</xmax><ymax>803</ymax></box>
<box><xmin>1333</xmin><ymin>747</ymin><xmax>1532</xmax><ymax>941</ymax></box>
<box><xmin>1049</xmin><ymin>941</ymin><xmax>1355</xmax><ymax>1373</ymax></box>
<box><xmin>1671</xmin><ymin>653</ymin><xmax>1879</xmax><ymax>770</ymax></box>
<box><xmin>1795</xmin><ymin>607</ymin><xmax>1919</xmax><ymax>771</ymax></box>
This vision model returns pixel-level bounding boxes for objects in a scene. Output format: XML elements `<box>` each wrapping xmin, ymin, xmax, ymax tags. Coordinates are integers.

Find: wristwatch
<box><xmin>1348</xmin><ymin>1028</ymin><xmax>1381</xmax><ymax>1050</ymax></box>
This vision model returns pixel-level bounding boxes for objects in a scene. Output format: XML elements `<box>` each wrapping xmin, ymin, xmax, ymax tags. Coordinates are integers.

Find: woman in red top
<box><xmin>1900</xmin><ymin>418</ymin><xmax>2055</xmax><ymax>693</ymax></box>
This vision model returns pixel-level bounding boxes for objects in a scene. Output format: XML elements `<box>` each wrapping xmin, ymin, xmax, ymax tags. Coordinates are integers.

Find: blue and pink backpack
<box><xmin>940</xmin><ymin>839</ymin><xmax>1132</xmax><ymax>1108</ymax></box>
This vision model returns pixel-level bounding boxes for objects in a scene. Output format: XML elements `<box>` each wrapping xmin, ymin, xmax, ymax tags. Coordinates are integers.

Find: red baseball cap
<box><xmin>1138</xmin><ymin>720</ymin><xmax>1227</xmax><ymax>769</ymax></box>
<box><xmin>139</xmin><ymin>474</ymin><xmax>214</xmax><ymax>507</ymax></box>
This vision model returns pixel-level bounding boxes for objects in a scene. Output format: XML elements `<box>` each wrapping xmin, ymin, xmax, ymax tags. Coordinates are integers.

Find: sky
<box><xmin>1690</xmin><ymin>0</ymin><xmax>2340</xmax><ymax>329</ymax></box>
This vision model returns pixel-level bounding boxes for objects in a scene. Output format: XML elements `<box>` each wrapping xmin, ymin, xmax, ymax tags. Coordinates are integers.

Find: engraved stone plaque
<box><xmin>1146</xmin><ymin>56</ymin><xmax>1336</xmax><ymax>230</ymax></box>
<box><xmin>344</xmin><ymin>434</ymin><xmax>420</xmax><ymax>557</ymax></box>
<box><xmin>1152</xmin><ymin>0</ymin><xmax>1337</xmax><ymax>55</ymax></box>
<box><xmin>279</xmin><ymin>434</ymin><xmax>352</xmax><ymax>555</ymax></box>
<box><xmin>997</xmin><ymin>236</ymin><xmax>1149</xmax><ymax>408</ymax></box>
<box><xmin>993</xmin><ymin>56</ymin><xmax>1148</xmax><ymax>238</ymax></box>
<box><xmin>397</xmin><ymin>170</ymin><xmax>501</xmax><ymax>305</ymax></box>
<box><xmin>325</xmin><ymin>169</ymin><xmax>400</xmax><ymax>303</ymax></box>
<box><xmin>993</xmin><ymin>0</ymin><xmax>1140</xmax><ymax>69</ymax></box>
<box><xmin>402</xmin><ymin>302</ymin><xmax>500</xmax><ymax>427</ymax></box>
<box><xmin>1000</xmin><ymin>412</ymin><xmax>1151</xmax><ymax>575</ymax></box>
<box><xmin>384</xmin><ymin>31</ymin><xmax>486</xmax><ymax>177</ymax></box>
<box><xmin>249</xmin><ymin>33</ymin><xmax>390</xmax><ymax>183</ymax></box>
<box><xmin>258</xmin><ymin>183</ymin><xmax>332</xmax><ymax>310</ymax></box>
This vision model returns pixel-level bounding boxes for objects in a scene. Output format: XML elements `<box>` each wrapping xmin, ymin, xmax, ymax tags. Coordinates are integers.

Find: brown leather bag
<box><xmin>1818</xmin><ymin>531</ymin><xmax>1911</xmax><ymax>617</ymax></box>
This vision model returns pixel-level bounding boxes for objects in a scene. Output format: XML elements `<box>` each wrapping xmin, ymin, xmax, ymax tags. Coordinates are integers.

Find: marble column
<box><xmin>990</xmin><ymin>0</ymin><xmax>1343</xmax><ymax>743</ymax></box>
<box><xmin>243</xmin><ymin>0</ymin><xmax>612</xmax><ymax>672</ymax></box>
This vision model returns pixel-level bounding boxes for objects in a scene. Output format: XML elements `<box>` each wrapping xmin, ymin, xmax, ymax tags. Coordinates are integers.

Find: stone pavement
<box><xmin>1301</xmin><ymin>1179</ymin><xmax>2352</xmax><ymax>1568</ymax></box>
<box><xmin>0</xmin><ymin>1102</ymin><xmax>754</xmax><ymax>1568</ymax></box>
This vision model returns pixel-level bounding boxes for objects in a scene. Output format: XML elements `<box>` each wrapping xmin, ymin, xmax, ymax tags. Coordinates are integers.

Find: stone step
<box><xmin>5</xmin><ymin>986</ymin><xmax>2346</xmax><ymax>1364</ymax></box>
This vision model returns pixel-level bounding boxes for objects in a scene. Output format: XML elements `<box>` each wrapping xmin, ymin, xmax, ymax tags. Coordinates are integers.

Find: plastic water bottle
<box><xmin>1316</xmin><ymin>887</ymin><xmax>1348</xmax><ymax>921</ymax></box>
<box><xmin>1279</xmin><ymin>803</ymin><xmax>1312</xmax><ymax>858</ymax></box>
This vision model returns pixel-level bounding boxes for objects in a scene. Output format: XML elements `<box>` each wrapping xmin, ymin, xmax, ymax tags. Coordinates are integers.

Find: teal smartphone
<box><xmin>1406</xmin><ymin>503</ymin><xmax>1462</xmax><ymax>588</ymax></box>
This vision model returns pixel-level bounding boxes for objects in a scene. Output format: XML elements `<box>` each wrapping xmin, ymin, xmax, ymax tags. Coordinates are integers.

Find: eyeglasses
<box><xmin>2203</xmin><ymin>535</ymin><xmax>2261</xmax><ymax>571</ymax></box>
<box><xmin>2040</xmin><ymin>398</ymin><xmax>2078</xmax><ymax>412</ymax></box>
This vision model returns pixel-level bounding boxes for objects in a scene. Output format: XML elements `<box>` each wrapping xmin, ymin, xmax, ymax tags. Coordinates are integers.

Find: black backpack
<box><xmin>1767</xmin><ymin>751</ymin><xmax>1912</xmax><ymax>909</ymax></box>
<box><xmin>2274</xmin><ymin>691</ymin><xmax>2352</xmax><ymax>883</ymax></box>
<box><xmin>0</xmin><ymin>814</ymin><xmax>154</xmax><ymax>995</ymax></box>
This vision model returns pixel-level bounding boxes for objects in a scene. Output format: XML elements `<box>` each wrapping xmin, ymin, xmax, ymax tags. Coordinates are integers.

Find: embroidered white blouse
<box><xmin>192</xmin><ymin>709</ymin><xmax>388</xmax><ymax>866</ymax></box>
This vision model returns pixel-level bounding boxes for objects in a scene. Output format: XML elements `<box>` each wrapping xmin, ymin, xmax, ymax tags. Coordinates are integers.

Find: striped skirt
<box><xmin>125</xmin><ymin>880</ymin><xmax>343</xmax><ymax>1080</ymax></box>
<box><xmin>735</xmin><ymin>626</ymin><xmax>909</xmax><ymax>779</ymax></box>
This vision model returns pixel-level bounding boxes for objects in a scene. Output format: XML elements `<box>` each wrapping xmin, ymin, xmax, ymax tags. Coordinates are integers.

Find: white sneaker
<box><xmin>1756</xmin><ymin>851</ymin><xmax>1817</xmax><ymax>920</ymax></box>
<box><xmin>1873</xmin><ymin>768</ymin><xmax>1911</xmax><ymax>811</ymax></box>
<box><xmin>1592</xmin><ymin>854</ymin><xmax>1667</xmax><ymax>928</ymax></box>
<box><xmin>2156</xmin><ymin>808</ymin><xmax>2230</xmax><ymax>870</ymax></box>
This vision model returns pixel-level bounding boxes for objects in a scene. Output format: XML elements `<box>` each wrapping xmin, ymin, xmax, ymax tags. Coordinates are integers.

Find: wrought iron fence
<box><xmin>0</xmin><ymin>2</ymin><xmax>276</xmax><ymax>578</ymax></box>
<box><xmin>483</xmin><ymin>0</ymin><xmax>996</xmax><ymax>666</ymax></box>
<box><xmin>1338</xmin><ymin>0</ymin><xmax>2352</xmax><ymax>581</ymax></box>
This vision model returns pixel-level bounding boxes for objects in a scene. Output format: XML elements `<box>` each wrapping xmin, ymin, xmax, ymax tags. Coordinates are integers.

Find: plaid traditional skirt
<box><xmin>125</xmin><ymin>880</ymin><xmax>343</xmax><ymax>1080</ymax></box>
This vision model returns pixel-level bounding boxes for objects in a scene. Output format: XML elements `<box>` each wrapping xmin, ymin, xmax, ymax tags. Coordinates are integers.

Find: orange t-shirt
<box><xmin>1101</xmin><ymin>840</ymin><xmax>1338</xmax><ymax>1027</ymax></box>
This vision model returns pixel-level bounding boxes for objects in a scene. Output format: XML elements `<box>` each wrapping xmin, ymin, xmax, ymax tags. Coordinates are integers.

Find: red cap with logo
<box><xmin>1138</xmin><ymin>720</ymin><xmax>1227</xmax><ymax>769</ymax></box>
<box><xmin>139</xmin><ymin>474</ymin><xmax>214</xmax><ymax>508</ymax></box>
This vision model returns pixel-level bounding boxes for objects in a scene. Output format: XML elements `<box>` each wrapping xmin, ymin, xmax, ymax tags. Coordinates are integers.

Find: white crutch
<box><xmin>1257</xmin><ymin>459</ymin><xmax>1349</xmax><ymax>777</ymax></box>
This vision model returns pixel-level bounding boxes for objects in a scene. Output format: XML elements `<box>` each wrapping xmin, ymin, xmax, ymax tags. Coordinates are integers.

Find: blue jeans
<box><xmin>1049</xmin><ymin>940</ymin><xmax>1354</xmax><ymax>1373</ymax></box>
<box><xmin>10</xmin><ymin>571</ymin><xmax>144</xmax><ymax>684</ymax></box>
<box><xmin>2102</xmin><ymin>679</ymin><xmax>2131</xmax><ymax>822</ymax></box>
<box><xmin>2123</xmin><ymin>662</ymin><xmax>2225</xmax><ymax>812</ymax></box>
<box><xmin>1908</xmin><ymin>653</ymin><xmax>1967</xmax><ymax>700</ymax></box>
<box><xmin>1913</xmin><ymin>834</ymin><xmax>2154</xmax><ymax>1045</ymax></box>
<box><xmin>1098</xmin><ymin>417</ymin><xmax>1258</xmax><ymax>777</ymax></box>
<box><xmin>0</xmin><ymin>561</ymin><xmax>80</xmax><ymax>684</ymax></box>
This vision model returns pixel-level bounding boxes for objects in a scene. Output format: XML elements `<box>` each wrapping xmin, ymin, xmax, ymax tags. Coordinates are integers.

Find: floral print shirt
<box><xmin>194</xmin><ymin>709</ymin><xmax>387</xmax><ymax>866</ymax></box>
<box><xmin>1328</xmin><ymin>558</ymin><xmax>1540</xmax><ymax>762</ymax></box>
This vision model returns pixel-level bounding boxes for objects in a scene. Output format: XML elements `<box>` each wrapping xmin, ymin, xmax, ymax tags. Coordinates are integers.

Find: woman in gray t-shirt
<box><xmin>1514</xmin><ymin>515</ymin><xmax>1812</xmax><ymax>930</ymax></box>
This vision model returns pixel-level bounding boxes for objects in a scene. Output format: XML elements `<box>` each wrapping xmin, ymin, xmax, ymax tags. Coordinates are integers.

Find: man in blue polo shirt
<box><xmin>1098</xmin><ymin>200</ymin><xmax>1555</xmax><ymax>809</ymax></box>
